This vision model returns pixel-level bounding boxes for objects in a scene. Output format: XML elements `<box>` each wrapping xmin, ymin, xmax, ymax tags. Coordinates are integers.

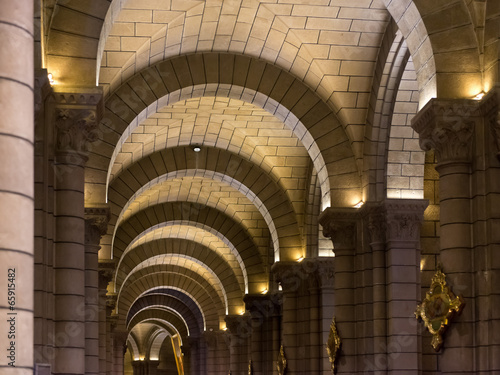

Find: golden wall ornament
<box><xmin>415</xmin><ymin>265</ymin><xmax>465</xmax><ymax>351</ymax></box>
<box><xmin>326</xmin><ymin>316</ymin><xmax>341</xmax><ymax>373</ymax></box>
<box><xmin>248</xmin><ymin>359</ymin><xmax>252</xmax><ymax>375</ymax></box>
<box><xmin>277</xmin><ymin>344</ymin><xmax>287</xmax><ymax>375</ymax></box>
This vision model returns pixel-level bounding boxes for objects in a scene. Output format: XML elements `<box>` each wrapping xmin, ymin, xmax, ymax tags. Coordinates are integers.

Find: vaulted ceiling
<box><xmin>42</xmin><ymin>0</ymin><xmax>499</xmax><ymax>361</ymax></box>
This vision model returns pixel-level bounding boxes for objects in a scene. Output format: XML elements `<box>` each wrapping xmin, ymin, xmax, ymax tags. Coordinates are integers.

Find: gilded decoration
<box><xmin>415</xmin><ymin>266</ymin><xmax>465</xmax><ymax>351</ymax></box>
<box><xmin>248</xmin><ymin>360</ymin><xmax>252</xmax><ymax>374</ymax></box>
<box><xmin>277</xmin><ymin>344</ymin><xmax>287</xmax><ymax>375</ymax></box>
<box><xmin>326</xmin><ymin>317</ymin><xmax>341</xmax><ymax>373</ymax></box>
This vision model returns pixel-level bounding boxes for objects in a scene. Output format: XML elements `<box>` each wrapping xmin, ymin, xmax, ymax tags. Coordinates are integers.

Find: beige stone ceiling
<box><xmin>43</xmin><ymin>0</ymin><xmax>500</xmax><ymax>355</ymax></box>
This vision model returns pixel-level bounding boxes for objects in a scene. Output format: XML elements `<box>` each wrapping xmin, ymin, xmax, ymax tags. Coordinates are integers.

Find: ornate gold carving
<box><xmin>415</xmin><ymin>266</ymin><xmax>465</xmax><ymax>351</ymax></box>
<box><xmin>248</xmin><ymin>359</ymin><xmax>252</xmax><ymax>375</ymax></box>
<box><xmin>276</xmin><ymin>344</ymin><xmax>287</xmax><ymax>375</ymax></box>
<box><xmin>326</xmin><ymin>317</ymin><xmax>341</xmax><ymax>374</ymax></box>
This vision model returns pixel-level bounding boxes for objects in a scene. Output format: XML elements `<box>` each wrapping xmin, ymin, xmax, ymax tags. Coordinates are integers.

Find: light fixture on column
<box><xmin>297</xmin><ymin>255</ymin><xmax>304</xmax><ymax>262</ymax></box>
<box><xmin>192</xmin><ymin>146</ymin><xmax>201</xmax><ymax>152</ymax></box>
<box><xmin>473</xmin><ymin>91</ymin><xmax>485</xmax><ymax>100</ymax></box>
<box><xmin>353</xmin><ymin>200</ymin><xmax>364</xmax><ymax>208</ymax></box>
<box><xmin>261</xmin><ymin>288</ymin><xmax>268</xmax><ymax>294</ymax></box>
<box><xmin>48</xmin><ymin>73</ymin><xmax>55</xmax><ymax>85</ymax></box>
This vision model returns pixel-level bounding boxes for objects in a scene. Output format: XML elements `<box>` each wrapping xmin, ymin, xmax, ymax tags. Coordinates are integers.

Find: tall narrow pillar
<box><xmin>0</xmin><ymin>1</ymin><xmax>34</xmax><ymax>374</ymax></box>
<box><xmin>85</xmin><ymin>208</ymin><xmax>110</xmax><ymax>375</ymax></box>
<box><xmin>272</xmin><ymin>262</ymin><xmax>300</xmax><ymax>374</ymax></box>
<box><xmin>225</xmin><ymin>315</ymin><xmax>250</xmax><ymax>375</ymax></box>
<box><xmin>244</xmin><ymin>294</ymin><xmax>282</xmax><ymax>375</ymax></box>
<box><xmin>413</xmin><ymin>99</ymin><xmax>477</xmax><ymax>372</ymax></box>
<box><xmin>98</xmin><ymin>261</ymin><xmax>114</xmax><ymax>375</ymax></box>
<box><xmin>319</xmin><ymin>209</ymin><xmax>358</xmax><ymax>374</ymax></box>
<box><xmin>366</xmin><ymin>205</ymin><xmax>388</xmax><ymax>374</ymax></box>
<box><xmin>52</xmin><ymin>88</ymin><xmax>103</xmax><ymax>375</ymax></box>
<box><xmin>113</xmin><ymin>331</ymin><xmax>127</xmax><ymax>375</ymax></box>
<box><xmin>384</xmin><ymin>199</ymin><xmax>427</xmax><ymax>374</ymax></box>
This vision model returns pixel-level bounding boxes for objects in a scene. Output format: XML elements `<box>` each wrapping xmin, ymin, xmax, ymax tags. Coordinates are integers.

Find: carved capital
<box><xmin>106</xmin><ymin>293</ymin><xmax>118</xmax><ymax>310</ymax></box>
<box><xmin>314</xmin><ymin>258</ymin><xmax>335</xmax><ymax>289</ymax></box>
<box><xmin>319</xmin><ymin>208</ymin><xmax>359</xmax><ymax>250</ymax></box>
<box><xmin>53</xmin><ymin>87</ymin><xmax>103</xmax><ymax>155</ymax></box>
<box><xmin>85</xmin><ymin>206</ymin><xmax>111</xmax><ymax>245</ymax></box>
<box><xmin>366</xmin><ymin>205</ymin><xmax>386</xmax><ymax>244</ymax></box>
<box><xmin>244</xmin><ymin>294</ymin><xmax>282</xmax><ymax>318</ymax></box>
<box><xmin>384</xmin><ymin>199</ymin><xmax>428</xmax><ymax>242</ymax></box>
<box><xmin>412</xmin><ymin>99</ymin><xmax>480</xmax><ymax>163</ymax></box>
<box><xmin>99</xmin><ymin>259</ymin><xmax>116</xmax><ymax>289</ymax></box>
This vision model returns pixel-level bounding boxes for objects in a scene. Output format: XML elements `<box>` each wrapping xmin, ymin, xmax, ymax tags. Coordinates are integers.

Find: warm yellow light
<box><xmin>261</xmin><ymin>288</ymin><xmax>268</xmax><ymax>295</ymax></box>
<box><xmin>353</xmin><ymin>201</ymin><xmax>364</xmax><ymax>208</ymax></box>
<box><xmin>473</xmin><ymin>91</ymin><xmax>485</xmax><ymax>100</ymax></box>
<box><xmin>297</xmin><ymin>256</ymin><xmax>304</xmax><ymax>262</ymax></box>
<box><xmin>239</xmin><ymin>309</ymin><xmax>245</xmax><ymax>315</ymax></box>
<box><xmin>48</xmin><ymin>73</ymin><xmax>55</xmax><ymax>85</ymax></box>
<box><xmin>139</xmin><ymin>357</ymin><xmax>145</xmax><ymax>361</ymax></box>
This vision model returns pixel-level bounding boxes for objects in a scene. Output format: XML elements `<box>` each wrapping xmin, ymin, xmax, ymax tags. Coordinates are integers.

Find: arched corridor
<box><xmin>1</xmin><ymin>0</ymin><xmax>500</xmax><ymax>374</ymax></box>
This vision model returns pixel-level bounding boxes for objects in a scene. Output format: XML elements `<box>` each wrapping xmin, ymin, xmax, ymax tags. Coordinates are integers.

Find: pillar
<box><xmin>0</xmin><ymin>0</ymin><xmax>34</xmax><ymax>374</ymax></box>
<box><xmin>384</xmin><ymin>199</ymin><xmax>427</xmax><ymax>374</ymax></box>
<box><xmin>85</xmin><ymin>208</ymin><xmax>110</xmax><ymax>375</ymax></box>
<box><xmin>186</xmin><ymin>336</ymin><xmax>201</xmax><ymax>375</ymax></box>
<box><xmin>98</xmin><ymin>261</ymin><xmax>114</xmax><ymax>375</ymax></box>
<box><xmin>271</xmin><ymin>262</ymin><xmax>300</xmax><ymax>374</ymax></box>
<box><xmin>52</xmin><ymin>88</ymin><xmax>103</xmax><ymax>375</ymax></box>
<box><xmin>225</xmin><ymin>315</ymin><xmax>249</xmax><ymax>375</ymax></box>
<box><xmin>319</xmin><ymin>209</ymin><xmax>358</xmax><ymax>374</ymax></box>
<box><xmin>244</xmin><ymin>293</ymin><xmax>282</xmax><ymax>375</ymax></box>
<box><xmin>366</xmin><ymin>205</ymin><xmax>388</xmax><ymax>374</ymax></box>
<box><xmin>113</xmin><ymin>332</ymin><xmax>127</xmax><ymax>375</ymax></box>
<box><xmin>413</xmin><ymin>99</ymin><xmax>477</xmax><ymax>372</ymax></box>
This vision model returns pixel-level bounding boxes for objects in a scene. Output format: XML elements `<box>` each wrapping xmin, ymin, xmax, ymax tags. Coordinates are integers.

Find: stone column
<box><xmin>413</xmin><ymin>99</ymin><xmax>477</xmax><ymax>372</ymax></box>
<box><xmin>225</xmin><ymin>315</ymin><xmax>250</xmax><ymax>375</ymax></box>
<box><xmin>366</xmin><ymin>205</ymin><xmax>388</xmax><ymax>374</ymax></box>
<box><xmin>272</xmin><ymin>262</ymin><xmax>301</xmax><ymax>374</ymax></box>
<box><xmin>0</xmin><ymin>1</ymin><xmax>34</xmax><ymax>374</ymax></box>
<box><xmin>106</xmin><ymin>297</ymin><xmax>118</xmax><ymax>375</ymax></box>
<box><xmin>52</xmin><ymin>88</ymin><xmax>103</xmax><ymax>375</ymax></box>
<box><xmin>186</xmin><ymin>336</ymin><xmax>201</xmax><ymax>375</ymax></box>
<box><xmin>147</xmin><ymin>360</ymin><xmax>159</xmax><ymax>375</ymax></box>
<box><xmin>319</xmin><ymin>209</ymin><xmax>358</xmax><ymax>374</ymax></box>
<box><xmin>113</xmin><ymin>332</ymin><xmax>127</xmax><ymax>375</ymax></box>
<box><xmin>244</xmin><ymin>293</ymin><xmax>282</xmax><ymax>375</ymax></box>
<box><xmin>98</xmin><ymin>261</ymin><xmax>114</xmax><ymax>375</ymax></box>
<box><xmin>384</xmin><ymin>199</ymin><xmax>427</xmax><ymax>374</ymax></box>
<box><xmin>314</xmin><ymin>259</ymin><xmax>335</xmax><ymax>375</ymax></box>
<box><xmin>85</xmin><ymin>208</ymin><xmax>110</xmax><ymax>375</ymax></box>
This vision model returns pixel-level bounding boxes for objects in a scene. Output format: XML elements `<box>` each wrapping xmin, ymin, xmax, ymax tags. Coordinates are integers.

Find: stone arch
<box><xmin>117</xmin><ymin>245</ymin><xmax>243</xmax><ymax>310</ymax></box>
<box><xmin>128</xmin><ymin>293</ymin><xmax>204</xmax><ymax>335</ymax></box>
<box><xmin>108</xmin><ymin>158</ymin><xmax>302</xmax><ymax>262</ymax></box>
<box><xmin>129</xmin><ymin>307</ymin><xmax>190</xmax><ymax>338</ymax></box>
<box><xmin>111</xmin><ymin>201</ymin><xmax>268</xmax><ymax>294</ymax></box>
<box><xmin>87</xmin><ymin>53</ymin><xmax>362</xmax><ymax>209</ymax></box>
<box><xmin>117</xmin><ymin>267</ymin><xmax>224</xmax><ymax>330</ymax></box>
<box><xmin>120</xmin><ymin>221</ymin><xmax>248</xmax><ymax>294</ymax></box>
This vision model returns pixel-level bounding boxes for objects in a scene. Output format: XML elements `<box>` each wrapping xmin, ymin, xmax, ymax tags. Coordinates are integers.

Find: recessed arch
<box><xmin>118</xmin><ymin>221</ymin><xmax>249</xmax><ymax>293</ymax></box>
